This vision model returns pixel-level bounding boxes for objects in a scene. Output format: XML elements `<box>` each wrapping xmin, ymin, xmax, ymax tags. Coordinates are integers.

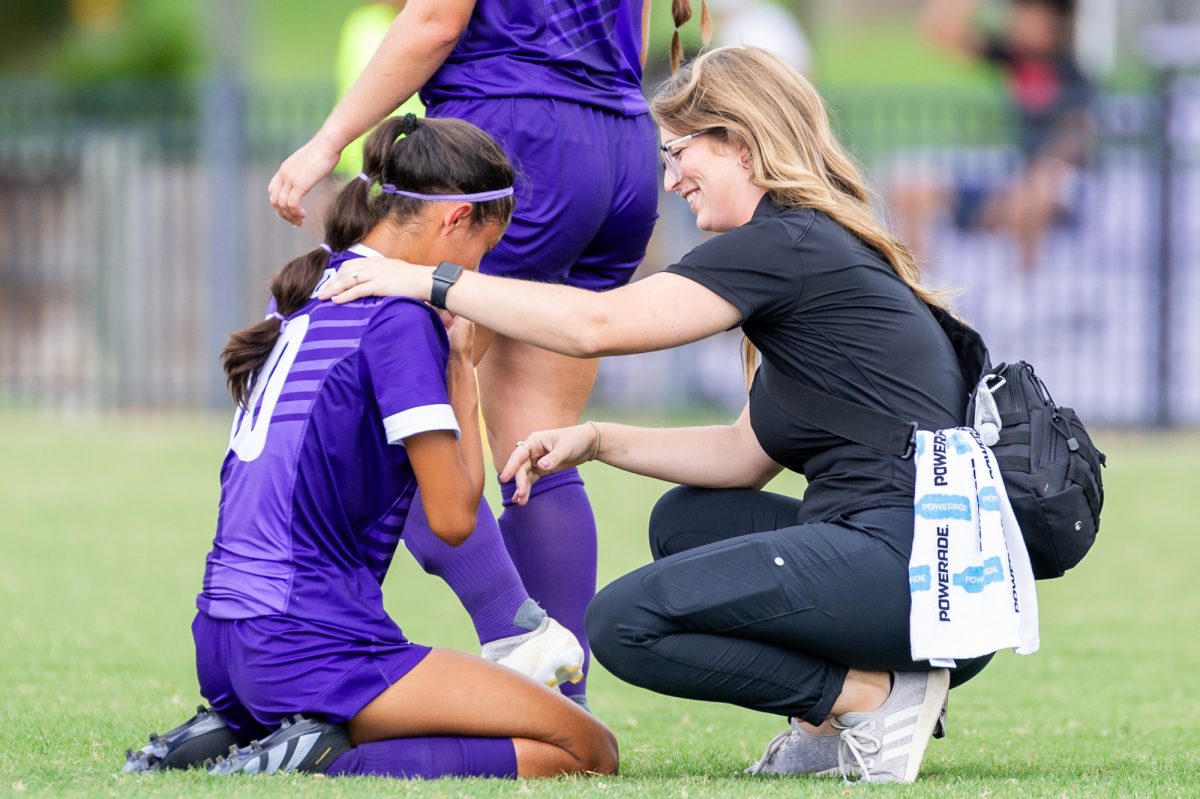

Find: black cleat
<box><xmin>207</xmin><ymin>715</ymin><xmax>350</xmax><ymax>776</ymax></box>
<box><xmin>122</xmin><ymin>705</ymin><xmax>240</xmax><ymax>773</ymax></box>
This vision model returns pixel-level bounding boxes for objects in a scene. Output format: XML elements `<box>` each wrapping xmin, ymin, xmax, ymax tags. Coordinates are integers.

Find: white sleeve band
<box><xmin>382</xmin><ymin>404</ymin><xmax>461</xmax><ymax>445</ymax></box>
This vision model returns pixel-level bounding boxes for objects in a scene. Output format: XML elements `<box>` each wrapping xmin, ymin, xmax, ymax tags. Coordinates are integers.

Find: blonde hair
<box><xmin>650</xmin><ymin>46</ymin><xmax>949</xmax><ymax>389</ymax></box>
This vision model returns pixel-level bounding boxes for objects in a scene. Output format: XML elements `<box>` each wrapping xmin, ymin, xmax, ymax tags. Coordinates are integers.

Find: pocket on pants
<box><xmin>640</xmin><ymin>538</ymin><xmax>814</xmax><ymax>634</ymax></box>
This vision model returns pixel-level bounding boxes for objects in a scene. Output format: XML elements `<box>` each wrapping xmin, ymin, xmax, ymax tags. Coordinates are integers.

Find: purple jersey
<box><xmin>197</xmin><ymin>245</ymin><xmax>458</xmax><ymax>635</ymax></box>
<box><xmin>422</xmin><ymin>0</ymin><xmax>647</xmax><ymax>117</ymax></box>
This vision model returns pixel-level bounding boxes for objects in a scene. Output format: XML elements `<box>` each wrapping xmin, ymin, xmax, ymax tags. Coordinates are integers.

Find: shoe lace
<box><xmin>746</xmin><ymin>722</ymin><xmax>801</xmax><ymax>774</ymax></box>
<box><xmin>834</xmin><ymin>719</ymin><xmax>881</xmax><ymax>784</ymax></box>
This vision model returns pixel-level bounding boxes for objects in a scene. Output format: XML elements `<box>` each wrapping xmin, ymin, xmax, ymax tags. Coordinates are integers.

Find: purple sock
<box><xmin>402</xmin><ymin>493</ymin><xmax>534</xmax><ymax>644</ymax></box>
<box><xmin>325</xmin><ymin>736</ymin><xmax>517</xmax><ymax>779</ymax></box>
<box><xmin>499</xmin><ymin>468</ymin><xmax>597</xmax><ymax>701</ymax></box>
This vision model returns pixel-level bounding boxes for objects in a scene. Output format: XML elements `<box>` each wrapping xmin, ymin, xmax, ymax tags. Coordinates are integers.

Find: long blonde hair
<box><xmin>649</xmin><ymin>46</ymin><xmax>948</xmax><ymax>388</ymax></box>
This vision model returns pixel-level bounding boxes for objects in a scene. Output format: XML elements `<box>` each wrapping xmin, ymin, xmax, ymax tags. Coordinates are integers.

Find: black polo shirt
<box><xmin>666</xmin><ymin>197</ymin><xmax>967</xmax><ymax>523</ymax></box>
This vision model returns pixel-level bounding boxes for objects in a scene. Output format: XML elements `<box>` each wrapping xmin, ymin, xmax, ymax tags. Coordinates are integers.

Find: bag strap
<box><xmin>758</xmin><ymin>367</ymin><xmax>918</xmax><ymax>458</ymax></box>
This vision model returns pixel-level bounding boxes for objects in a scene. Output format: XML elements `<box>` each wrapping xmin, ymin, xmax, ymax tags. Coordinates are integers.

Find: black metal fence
<box><xmin>1</xmin><ymin>78</ymin><xmax>1197</xmax><ymax>425</ymax></box>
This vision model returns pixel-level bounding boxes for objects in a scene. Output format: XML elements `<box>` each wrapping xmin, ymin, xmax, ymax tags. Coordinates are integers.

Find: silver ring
<box><xmin>515</xmin><ymin>441</ymin><xmax>529</xmax><ymax>451</ymax></box>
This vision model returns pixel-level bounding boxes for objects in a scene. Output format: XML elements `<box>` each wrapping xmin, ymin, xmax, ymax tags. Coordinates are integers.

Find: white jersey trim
<box><xmin>383</xmin><ymin>404</ymin><xmax>460</xmax><ymax>445</ymax></box>
<box><xmin>349</xmin><ymin>243</ymin><xmax>384</xmax><ymax>258</ymax></box>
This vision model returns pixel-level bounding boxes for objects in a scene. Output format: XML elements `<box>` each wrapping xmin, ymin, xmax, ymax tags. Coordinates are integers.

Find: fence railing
<box><xmin>2</xmin><ymin>79</ymin><xmax>1197</xmax><ymax>425</ymax></box>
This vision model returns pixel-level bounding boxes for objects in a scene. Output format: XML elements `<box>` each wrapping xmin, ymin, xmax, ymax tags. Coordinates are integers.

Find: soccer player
<box><xmin>267</xmin><ymin>0</ymin><xmax>710</xmax><ymax>708</ymax></box>
<box><xmin>122</xmin><ymin>116</ymin><xmax>616</xmax><ymax>780</ymax></box>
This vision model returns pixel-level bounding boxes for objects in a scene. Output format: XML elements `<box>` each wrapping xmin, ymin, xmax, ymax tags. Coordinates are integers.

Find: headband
<box><xmin>380</xmin><ymin>184</ymin><xmax>514</xmax><ymax>203</ymax></box>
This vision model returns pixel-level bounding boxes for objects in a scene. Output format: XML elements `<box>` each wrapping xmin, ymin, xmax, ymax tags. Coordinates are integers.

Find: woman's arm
<box><xmin>320</xmin><ymin>264</ymin><xmax>744</xmax><ymax>357</ymax></box>
<box><xmin>500</xmin><ymin>403</ymin><xmax>784</xmax><ymax>505</ymax></box>
<box><xmin>268</xmin><ymin>0</ymin><xmax>477</xmax><ymax>226</ymax></box>
<box><xmin>402</xmin><ymin>314</ymin><xmax>483</xmax><ymax>545</ymax></box>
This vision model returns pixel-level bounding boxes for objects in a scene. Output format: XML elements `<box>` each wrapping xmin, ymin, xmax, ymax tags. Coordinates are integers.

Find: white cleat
<box><xmin>482</xmin><ymin>617</ymin><xmax>585</xmax><ymax>688</ymax></box>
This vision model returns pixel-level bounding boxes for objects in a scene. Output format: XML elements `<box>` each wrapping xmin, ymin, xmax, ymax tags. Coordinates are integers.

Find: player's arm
<box><xmin>323</xmin><ymin>267</ymin><xmax>742</xmax><ymax>358</ymax></box>
<box><xmin>500</xmin><ymin>403</ymin><xmax>784</xmax><ymax>505</ymax></box>
<box><xmin>269</xmin><ymin>0</ymin><xmax>476</xmax><ymax>225</ymax></box>
<box><xmin>403</xmin><ymin>315</ymin><xmax>482</xmax><ymax>546</ymax></box>
<box><xmin>318</xmin><ymin>0</ymin><xmax>475</xmax><ymax>156</ymax></box>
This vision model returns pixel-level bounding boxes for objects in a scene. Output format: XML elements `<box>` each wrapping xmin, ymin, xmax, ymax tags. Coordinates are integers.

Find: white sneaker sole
<box><xmin>900</xmin><ymin>669</ymin><xmax>950</xmax><ymax>783</ymax></box>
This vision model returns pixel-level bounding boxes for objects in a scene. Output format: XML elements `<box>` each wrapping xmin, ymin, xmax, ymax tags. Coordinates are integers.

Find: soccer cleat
<box><xmin>746</xmin><ymin>718</ymin><xmax>841</xmax><ymax>777</ymax></box>
<box><xmin>122</xmin><ymin>705</ymin><xmax>240</xmax><ymax>773</ymax></box>
<box><xmin>207</xmin><ymin>715</ymin><xmax>350</xmax><ymax>775</ymax></box>
<box><xmin>832</xmin><ymin>669</ymin><xmax>950</xmax><ymax>784</ymax></box>
<box><xmin>481</xmin><ymin>617</ymin><xmax>585</xmax><ymax>688</ymax></box>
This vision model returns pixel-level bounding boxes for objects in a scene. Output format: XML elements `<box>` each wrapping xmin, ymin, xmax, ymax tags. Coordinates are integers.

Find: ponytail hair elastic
<box><xmin>398</xmin><ymin>113</ymin><xmax>419</xmax><ymax>136</ymax></box>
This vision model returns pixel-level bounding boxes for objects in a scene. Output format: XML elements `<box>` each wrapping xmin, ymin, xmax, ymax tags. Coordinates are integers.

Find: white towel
<box><xmin>908</xmin><ymin>427</ymin><xmax>1039</xmax><ymax>666</ymax></box>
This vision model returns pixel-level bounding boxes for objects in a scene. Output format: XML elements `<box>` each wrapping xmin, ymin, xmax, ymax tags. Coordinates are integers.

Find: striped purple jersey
<box><xmin>198</xmin><ymin>245</ymin><xmax>459</xmax><ymax>632</ymax></box>
<box><xmin>422</xmin><ymin>0</ymin><xmax>647</xmax><ymax>117</ymax></box>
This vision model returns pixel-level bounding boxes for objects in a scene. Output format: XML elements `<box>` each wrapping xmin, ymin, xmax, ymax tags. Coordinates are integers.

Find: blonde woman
<box><xmin>318</xmin><ymin>47</ymin><xmax>990</xmax><ymax>784</ymax></box>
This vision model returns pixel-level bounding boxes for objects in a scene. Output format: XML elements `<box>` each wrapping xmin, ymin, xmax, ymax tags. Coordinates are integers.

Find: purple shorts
<box><xmin>192</xmin><ymin>612</ymin><xmax>431</xmax><ymax>738</ymax></box>
<box><xmin>428</xmin><ymin>97</ymin><xmax>659</xmax><ymax>291</ymax></box>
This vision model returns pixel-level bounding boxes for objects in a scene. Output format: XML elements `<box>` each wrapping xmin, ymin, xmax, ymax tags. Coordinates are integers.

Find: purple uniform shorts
<box><xmin>428</xmin><ymin>97</ymin><xmax>659</xmax><ymax>291</ymax></box>
<box><xmin>192</xmin><ymin>611</ymin><xmax>431</xmax><ymax>738</ymax></box>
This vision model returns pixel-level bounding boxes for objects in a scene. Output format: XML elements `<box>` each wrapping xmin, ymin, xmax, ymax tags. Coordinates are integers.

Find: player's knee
<box><xmin>587</xmin><ymin>726</ymin><xmax>619</xmax><ymax>775</ymax></box>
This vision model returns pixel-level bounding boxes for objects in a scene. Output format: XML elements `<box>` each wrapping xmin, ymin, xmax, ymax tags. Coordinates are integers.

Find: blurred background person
<box><xmin>707</xmin><ymin>0</ymin><xmax>811</xmax><ymax>76</ymax></box>
<box><xmin>333</xmin><ymin>1</ymin><xmax>424</xmax><ymax>177</ymax></box>
<box><xmin>890</xmin><ymin>0</ymin><xmax>1092</xmax><ymax>273</ymax></box>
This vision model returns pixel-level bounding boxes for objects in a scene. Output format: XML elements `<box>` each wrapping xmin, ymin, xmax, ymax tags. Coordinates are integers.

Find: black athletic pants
<box><xmin>585</xmin><ymin>487</ymin><xmax>990</xmax><ymax>725</ymax></box>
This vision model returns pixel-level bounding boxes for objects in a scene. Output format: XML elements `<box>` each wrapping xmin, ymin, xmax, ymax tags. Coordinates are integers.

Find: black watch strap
<box><xmin>430</xmin><ymin>261</ymin><xmax>465</xmax><ymax>309</ymax></box>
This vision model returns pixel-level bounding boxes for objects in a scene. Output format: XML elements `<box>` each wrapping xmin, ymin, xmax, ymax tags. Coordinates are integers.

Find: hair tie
<box><xmin>355</xmin><ymin>172</ymin><xmax>370</xmax><ymax>184</ymax></box>
<box><xmin>400</xmin><ymin>113</ymin><xmax>419</xmax><ymax>136</ymax></box>
<box><xmin>266</xmin><ymin>311</ymin><xmax>284</xmax><ymax>321</ymax></box>
<box><xmin>319</xmin><ymin>243</ymin><xmax>333</xmax><ymax>253</ymax></box>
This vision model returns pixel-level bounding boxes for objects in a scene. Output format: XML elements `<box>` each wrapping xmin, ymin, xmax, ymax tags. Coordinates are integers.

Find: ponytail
<box><xmin>670</xmin><ymin>0</ymin><xmax>712</xmax><ymax>73</ymax></box>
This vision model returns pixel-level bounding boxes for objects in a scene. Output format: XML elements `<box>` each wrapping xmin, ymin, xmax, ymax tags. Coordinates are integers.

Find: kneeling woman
<box><xmin>124</xmin><ymin>116</ymin><xmax>616</xmax><ymax>779</ymax></box>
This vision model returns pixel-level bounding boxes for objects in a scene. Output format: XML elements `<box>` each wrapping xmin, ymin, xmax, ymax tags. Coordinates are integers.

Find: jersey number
<box><xmin>229</xmin><ymin>314</ymin><xmax>310</xmax><ymax>461</ymax></box>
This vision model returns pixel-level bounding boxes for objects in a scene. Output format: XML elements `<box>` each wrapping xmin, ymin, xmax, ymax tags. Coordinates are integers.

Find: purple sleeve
<box><xmin>360</xmin><ymin>300</ymin><xmax>459</xmax><ymax>445</ymax></box>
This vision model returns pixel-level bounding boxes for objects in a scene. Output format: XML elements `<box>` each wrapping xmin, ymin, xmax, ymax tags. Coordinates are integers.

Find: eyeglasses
<box><xmin>659</xmin><ymin>129</ymin><xmax>714</xmax><ymax>181</ymax></box>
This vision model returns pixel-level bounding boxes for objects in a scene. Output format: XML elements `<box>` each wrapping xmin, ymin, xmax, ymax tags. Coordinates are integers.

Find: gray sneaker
<box><xmin>746</xmin><ymin>718</ymin><xmax>840</xmax><ymax>777</ymax></box>
<box><xmin>831</xmin><ymin>669</ymin><xmax>950</xmax><ymax>784</ymax></box>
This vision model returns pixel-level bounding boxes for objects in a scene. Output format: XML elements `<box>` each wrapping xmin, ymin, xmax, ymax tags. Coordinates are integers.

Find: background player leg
<box><xmin>478</xmin><ymin>336</ymin><xmax>600</xmax><ymax>708</ymax></box>
<box><xmin>402</xmin><ymin>495</ymin><xmax>540</xmax><ymax>644</ymax></box>
<box><xmin>403</xmin><ymin>495</ymin><xmax>585</xmax><ymax>685</ymax></box>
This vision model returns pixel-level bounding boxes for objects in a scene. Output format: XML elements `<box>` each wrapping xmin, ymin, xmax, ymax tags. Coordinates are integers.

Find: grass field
<box><xmin>1</xmin><ymin>412</ymin><xmax>1198</xmax><ymax>797</ymax></box>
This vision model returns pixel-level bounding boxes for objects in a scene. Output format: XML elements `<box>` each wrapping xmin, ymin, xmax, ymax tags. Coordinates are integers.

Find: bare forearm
<box><xmin>591</xmin><ymin>421</ymin><xmax>774</xmax><ymax>489</ymax></box>
<box><xmin>318</xmin><ymin>3</ymin><xmax>470</xmax><ymax>150</ymax></box>
<box><xmin>447</xmin><ymin>356</ymin><xmax>484</xmax><ymax>499</ymax></box>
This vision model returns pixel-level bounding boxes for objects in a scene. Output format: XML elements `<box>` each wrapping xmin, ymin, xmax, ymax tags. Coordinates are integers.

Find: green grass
<box><xmin>1</xmin><ymin>413</ymin><xmax>1198</xmax><ymax>797</ymax></box>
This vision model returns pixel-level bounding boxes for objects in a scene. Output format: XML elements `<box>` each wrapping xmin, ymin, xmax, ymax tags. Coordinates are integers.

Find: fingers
<box><xmin>317</xmin><ymin>265</ymin><xmax>374</xmax><ymax>303</ymax></box>
<box><xmin>499</xmin><ymin>443</ymin><xmax>535</xmax><ymax>505</ymax></box>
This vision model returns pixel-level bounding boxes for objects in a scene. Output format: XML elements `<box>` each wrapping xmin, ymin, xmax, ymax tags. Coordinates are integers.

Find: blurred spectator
<box><xmin>334</xmin><ymin>1</ymin><xmax>424</xmax><ymax>176</ymax></box>
<box><xmin>890</xmin><ymin>0</ymin><xmax>1092</xmax><ymax>272</ymax></box>
<box><xmin>707</xmin><ymin>0</ymin><xmax>811</xmax><ymax>76</ymax></box>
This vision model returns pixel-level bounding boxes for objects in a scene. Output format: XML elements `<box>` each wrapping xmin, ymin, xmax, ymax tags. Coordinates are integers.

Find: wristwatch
<box><xmin>430</xmin><ymin>261</ymin><xmax>465</xmax><ymax>309</ymax></box>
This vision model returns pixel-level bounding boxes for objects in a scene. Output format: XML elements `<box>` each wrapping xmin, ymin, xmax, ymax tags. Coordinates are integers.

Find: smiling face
<box><xmin>660</xmin><ymin>126</ymin><xmax>766</xmax><ymax>232</ymax></box>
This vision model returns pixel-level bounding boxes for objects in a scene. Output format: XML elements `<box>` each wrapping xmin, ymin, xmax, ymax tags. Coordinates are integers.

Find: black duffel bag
<box><xmin>758</xmin><ymin>306</ymin><xmax>1106</xmax><ymax>579</ymax></box>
